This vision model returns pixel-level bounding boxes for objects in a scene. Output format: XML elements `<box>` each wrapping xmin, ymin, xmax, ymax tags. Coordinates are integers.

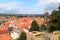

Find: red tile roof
<box><xmin>12</xmin><ymin>17</ymin><xmax>45</xmax><ymax>30</ymax></box>
<box><xmin>0</xmin><ymin>34</ymin><xmax>12</xmax><ymax>40</ymax></box>
<box><xmin>0</xmin><ymin>28</ymin><xmax>12</xmax><ymax>40</ymax></box>
<box><xmin>0</xmin><ymin>27</ymin><xmax>8</xmax><ymax>31</ymax></box>
<box><xmin>0</xmin><ymin>17</ymin><xmax>45</xmax><ymax>40</ymax></box>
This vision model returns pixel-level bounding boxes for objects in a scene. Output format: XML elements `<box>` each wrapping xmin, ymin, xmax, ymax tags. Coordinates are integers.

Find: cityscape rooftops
<box><xmin>0</xmin><ymin>16</ymin><xmax>45</xmax><ymax>40</ymax></box>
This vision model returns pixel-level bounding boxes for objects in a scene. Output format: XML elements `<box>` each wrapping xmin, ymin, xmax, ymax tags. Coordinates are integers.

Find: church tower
<box><xmin>44</xmin><ymin>9</ymin><xmax>49</xmax><ymax>22</ymax></box>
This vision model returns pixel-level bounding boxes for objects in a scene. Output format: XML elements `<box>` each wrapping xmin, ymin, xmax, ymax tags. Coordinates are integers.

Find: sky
<box><xmin>0</xmin><ymin>0</ymin><xmax>60</xmax><ymax>14</ymax></box>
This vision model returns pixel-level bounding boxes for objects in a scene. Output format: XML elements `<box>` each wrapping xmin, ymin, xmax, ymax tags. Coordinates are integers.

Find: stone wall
<box><xmin>26</xmin><ymin>31</ymin><xmax>45</xmax><ymax>40</ymax></box>
<box><xmin>50</xmin><ymin>34</ymin><xmax>59</xmax><ymax>40</ymax></box>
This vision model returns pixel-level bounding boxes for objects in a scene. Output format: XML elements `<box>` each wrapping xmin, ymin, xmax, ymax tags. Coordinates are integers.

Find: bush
<box><xmin>16</xmin><ymin>32</ymin><xmax>26</xmax><ymax>40</ymax></box>
<box><xmin>40</xmin><ymin>25</ymin><xmax>46</xmax><ymax>31</ymax></box>
<box><xmin>29</xmin><ymin>20</ymin><xmax>39</xmax><ymax>32</ymax></box>
<box><xmin>59</xmin><ymin>36</ymin><xmax>60</xmax><ymax>40</ymax></box>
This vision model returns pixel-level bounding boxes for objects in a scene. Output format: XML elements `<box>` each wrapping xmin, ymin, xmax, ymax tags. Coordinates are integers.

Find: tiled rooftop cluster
<box><xmin>12</xmin><ymin>17</ymin><xmax>45</xmax><ymax>30</ymax></box>
<box><xmin>0</xmin><ymin>16</ymin><xmax>45</xmax><ymax>40</ymax></box>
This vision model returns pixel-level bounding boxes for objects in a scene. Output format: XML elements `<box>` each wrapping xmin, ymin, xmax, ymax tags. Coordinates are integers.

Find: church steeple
<box><xmin>58</xmin><ymin>3</ymin><xmax>60</xmax><ymax>10</ymax></box>
<box><xmin>45</xmin><ymin>9</ymin><xmax>48</xmax><ymax>14</ymax></box>
<box><xmin>44</xmin><ymin>9</ymin><xmax>49</xmax><ymax>22</ymax></box>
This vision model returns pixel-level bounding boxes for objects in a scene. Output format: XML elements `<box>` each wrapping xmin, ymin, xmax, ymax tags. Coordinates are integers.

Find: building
<box><xmin>0</xmin><ymin>27</ymin><xmax>12</xmax><ymax>40</ymax></box>
<box><xmin>0</xmin><ymin>16</ymin><xmax>45</xmax><ymax>40</ymax></box>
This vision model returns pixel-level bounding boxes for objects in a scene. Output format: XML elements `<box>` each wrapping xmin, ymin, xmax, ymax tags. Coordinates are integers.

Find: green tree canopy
<box><xmin>40</xmin><ymin>25</ymin><xmax>46</xmax><ymax>31</ymax></box>
<box><xmin>16</xmin><ymin>32</ymin><xmax>26</xmax><ymax>40</ymax></box>
<box><xmin>46</xmin><ymin>8</ymin><xmax>60</xmax><ymax>32</ymax></box>
<box><xmin>29</xmin><ymin>20</ymin><xmax>39</xmax><ymax>32</ymax></box>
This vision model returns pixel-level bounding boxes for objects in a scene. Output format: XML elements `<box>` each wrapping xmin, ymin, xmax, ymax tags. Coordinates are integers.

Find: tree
<box><xmin>15</xmin><ymin>38</ymin><xmax>19</xmax><ymax>40</ymax></box>
<box><xmin>59</xmin><ymin>36</ymin><xmax>60</xmax><ymax>40</ymax></box>
<box><xmin>46</xmin><ymin>5</ymin><xmax>60</xmax><ymax>32</ymax></box>
<box><xmin>29</xmin><ymin>20</ymin><xmax>39</xmax><ymax>32</ymax></box>
<box><xmin>46</xmin><ymin>22</ymin><xmax>57</xmax><ymax>32</ymax></box>
<box><xmin>40</xmin><ymin>25</ymin><xmax>46</xmax><ymax>31</ymax></box>
<box><xmin>16</xmin><ymin>32</ymin><xmax>26</xmax><ymax>40</ymax></box>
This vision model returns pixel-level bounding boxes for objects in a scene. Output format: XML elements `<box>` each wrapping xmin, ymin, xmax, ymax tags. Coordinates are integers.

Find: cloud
<box><xmin>35</xmin><ymin>0</ymin><xmax>60</xmax><ymax>14</ymax></box>
<box><xmin>0</xmin><ymin>2</ymin><xmax>22</xmax><ymax>10</ymax></box>
<box><xmin>0</xmin><ymin>2</ymin><xmax>41</xmax><ymax>14</ymax></box>
<box><xmin>0</xmin><ymin>0</ymin><xmax>60</xmax><ymax>14</ymax></box>
<box><xmin>36</xmin><ymin>0</ymin><xmax>60</xmax><ymax>10</ymax></box>
<box><xmin>17</xmin><ymin>7</ymin><xmax>41</xmax><ymax>14</ymax></box>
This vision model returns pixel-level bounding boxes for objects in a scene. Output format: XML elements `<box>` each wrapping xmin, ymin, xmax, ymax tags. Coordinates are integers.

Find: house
<box><xmin>0</xmin><ymin>16</ymin><xmax>45</xmax><ymax>40</ymax></box>
<box><xmin>0</xmin><ymin>27</ymin><xmax>13</xmax><ymax>40</ymax></box>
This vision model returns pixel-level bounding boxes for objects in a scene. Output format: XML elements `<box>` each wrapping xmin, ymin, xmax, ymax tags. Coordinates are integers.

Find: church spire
<box><xmin>44</xmin><ymin>9</ymin><xmax>49</xmax><ymax>22</ymax></box>
<box><xmin>45</xmin><ymin>9</ymin><xmax>48</xmax><ymax>13</ymax></box>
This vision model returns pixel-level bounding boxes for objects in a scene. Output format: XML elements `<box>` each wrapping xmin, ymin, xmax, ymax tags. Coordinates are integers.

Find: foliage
<box><xmin>46</xmin><ymin>8</ymin><xmax>60</xmax><ymax>32</ymax></box>
<box><xmin>29</xmin><ymin>20</ymin><xmax>39</xmax><ymax>32</ymax></box>
<box><xmin>59</xmin><ymin>36</ymin><xmax>60</xmax><ymax>40</ymax></box>
<box><xmin>40</xmin><ymin>25</ymin><xmax>46</xmax><ymax>31</ymax></box>
<box><xmin>16</xmin><ymin>32</ymin><xmax>26</xmax><ymax>40</ymax></box>
<box><xmin>46</xmin><ymin>22</ymin><xmax>57</xmax><ymax>32</ymax></box>
<box><xmin>15</xmin><ymin>38</ymin><xmax>19</xmax><ymax>40</ymax></box>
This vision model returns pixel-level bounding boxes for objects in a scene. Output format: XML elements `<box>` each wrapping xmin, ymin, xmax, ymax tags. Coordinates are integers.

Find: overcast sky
<box><xmin>0</xmin><ymin>0</ymin><xmax>60</xmax><ymax>14</ymax></box>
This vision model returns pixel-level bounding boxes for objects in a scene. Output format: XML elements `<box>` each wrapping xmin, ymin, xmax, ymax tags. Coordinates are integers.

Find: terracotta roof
<box><xmin>0</xmin><ymin>17</ymin><xmax>45</xmax><ymax>30</ymax></box>
<box><xmin>0</xmin><ymin>17</ymin><xmax>45</xmax><ymax>40</ymax></box>
<box><xmin>12</xmin><ymin>17</ymin><xmax>45</xmax><ymax>30</ymax></box>
<box><xmin>0</xmin><ymin>27</ymin><xmax>8</xmax><ymax>31</ymax></box>
<box><xmin>0</xmin><ymin>34</ymin><xmax>12</xmax><ymax>40</ymax></box>
<box><xmin>0</xmin><ymin>27</ymin><xmax>12</xmax><ymax>40</ymax></box>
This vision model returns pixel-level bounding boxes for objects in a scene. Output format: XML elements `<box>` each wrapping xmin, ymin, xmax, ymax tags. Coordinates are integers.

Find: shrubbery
<box><xmin>16</xmin><ymin>32</ymin><xmax>26</xmax><ymax>40</ymax></box>
<box><xmin>29</xmin><ymin>20</ymin><xmax>40</xmax><ymax>32</ymax></box>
